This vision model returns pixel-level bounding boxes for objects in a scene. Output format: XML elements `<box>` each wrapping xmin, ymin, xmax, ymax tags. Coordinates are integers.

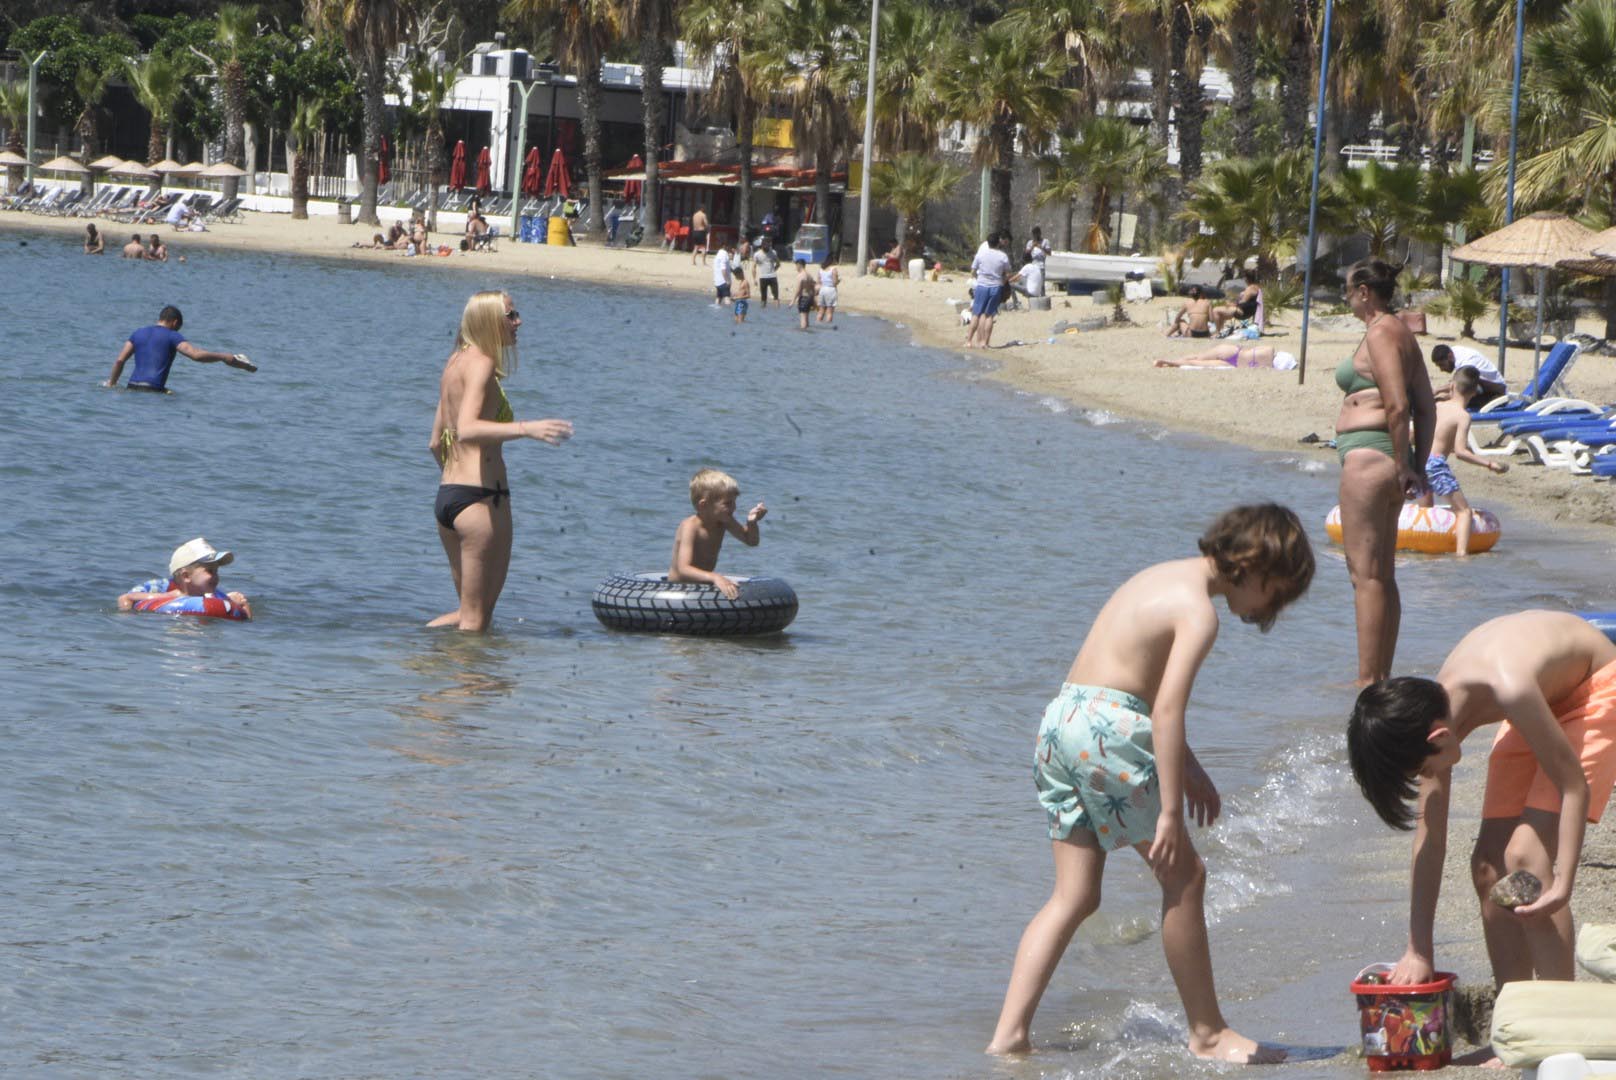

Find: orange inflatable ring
<box><xmin>1325</xmin><ymin>503</ymin><xmax>1501</xmax><ymax>554</ymax></box>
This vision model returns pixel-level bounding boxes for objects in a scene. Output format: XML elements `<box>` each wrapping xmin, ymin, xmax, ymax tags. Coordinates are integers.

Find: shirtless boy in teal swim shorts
<box><xmin>988</xmin><ymin>504</ymin><xmax>1315</xmax><ymax>1062</ymax></box>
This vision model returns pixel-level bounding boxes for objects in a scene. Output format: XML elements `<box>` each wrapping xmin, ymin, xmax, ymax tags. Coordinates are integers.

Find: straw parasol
<box><xmin>1450</xmin><ymin>211</ymin><xmax>1599</xmax><ymax>382</ymax></box>
<box><xmin>41</xmin><ymin>155</ymin><xmax>89</xmax><ymax>174</ymax></box>
<box><xmin>89</xmin><ymin>154</ymin><xmax>125</xmax><ymax>171</ymax></box>
<box><xmin>199</xmin><ymin>161</ymin><xmax>247</xmax><ymax>177</ymax></box>
<box><xmin>109</xmin><ymin>160</ymin><xmax>158</xmax><ymax>178</ymax></box>
<box><xmin>150</xmin><ymin>159</ymin><xmax>189</xmax><ymax>174</ymax></box>
<box><xmin>0</xmin><ymin>149</ymin><xmax>31</xmax><ymax>167</ymax></box>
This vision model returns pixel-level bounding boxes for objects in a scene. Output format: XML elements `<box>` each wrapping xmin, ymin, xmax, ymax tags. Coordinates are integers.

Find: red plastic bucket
<box><xmin>1349</xmin><ymin>964</ymin><xmax>1458</xmax><ymax>1071</ymax></box>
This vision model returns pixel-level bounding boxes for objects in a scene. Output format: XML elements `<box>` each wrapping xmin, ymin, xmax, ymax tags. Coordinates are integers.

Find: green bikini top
<box><xmin>1335</xmin><ymin>355</ymin><xmax>1378</xmax><ymax>395</ymax></box>
<box><xmin>441</xmin><ymin>378</ymin><xmax>514</xmax><ymax>456</ymax></box>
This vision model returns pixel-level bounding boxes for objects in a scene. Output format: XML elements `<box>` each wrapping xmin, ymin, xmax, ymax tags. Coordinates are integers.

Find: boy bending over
<box><xmin>1348</xmin><ymin>611</ymin><xmax>1616</xmax><ymax>991</ymax></box>
<box><xmin>988</xmin><ymin>504</ymin><xmax>1313</xmax><ymax>1061</ymax></box>
<box><xmin>669</xmin><ymin>468</ymin><xmax>766</xmax><ymax>599</ymax></box>
<box><xmin>1418</xmin><ymin>367</ymin><xmax>1508</xmax><ymax>556</ymax></box>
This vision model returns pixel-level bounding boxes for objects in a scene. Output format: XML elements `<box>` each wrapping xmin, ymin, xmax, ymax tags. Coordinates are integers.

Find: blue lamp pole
<box><xmin>1497</xmin><ymin>0</ymin><xmax>1527</xmax><ymax>377</ymax></box>
<box><xmin>1296</xmin><ymin>0</ymin><xmax>1336</xmax><ymax>385</ymax></box>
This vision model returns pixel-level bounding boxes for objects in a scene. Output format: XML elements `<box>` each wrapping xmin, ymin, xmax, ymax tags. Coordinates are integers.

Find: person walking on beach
<box><xmin>752</xmin><ymin>236</ymin><xmax>780</xmax><ymax>308</ymax></box>
<box><xmin>965</xmin><ymin>232</ymin><xmax>1011</xmax><ymax>348</ymax></box>
<box><xmin>987</xmin><ymin>504</ymin><xmax>1312</xmax><ymax>1062</ymax></box>
<box><xmin>793</xmin><ymin>257</ymin><xmax>816</xmax><ymax>331</ymax></box>
<box><xmin>1334</xmin><ymin>258</ymin><xmax>1436</xmax><ymax>686</ymax></box>
<box><xmin>711</xmin><ymin>242</ymin><xmax>733</xmax><ymax>305</ymax></box>
<box><xmin>816</xmin><ymin>257</ymin><xmax>840</xmax><ymax>324</ymax></box>
<box><xmin>106</xmin><ymin>305</ymin><xmax>256</xmax><ymax>392</ymax></box>
<box><xmin>690</xmin><ymin>207</ymin><xmax>709</xmax><ymax>264</ymax></box>
<box><xmin>429</xmin><ymin>290</ymin><xmax>572</xmax><ymax>633</ymax></box>
<box><xmin>1347</xmin><ymin>612</ymin><xmax>1616</xmax><ymax>1012</ymax></box>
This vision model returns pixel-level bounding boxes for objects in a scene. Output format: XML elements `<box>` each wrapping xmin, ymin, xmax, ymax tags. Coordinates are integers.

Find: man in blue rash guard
<box><xmin>106</xmin><ymin>305</ymin><xmax>256</xmax><ymax>392</ymax></box>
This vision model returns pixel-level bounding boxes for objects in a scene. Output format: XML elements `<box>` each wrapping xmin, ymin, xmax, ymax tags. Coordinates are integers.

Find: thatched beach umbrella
<box><xmin>109</xmin><ymin>160</ymin><xmax>158</xmax><ymax>179</ymax></box>
<box><xmin>40</xmin><ymin>155</ymin><xmax>89</xmax><ymax>174</ymax></box>
<box><xmin>0</xmin><ymin>149</ymin><xmax>27</xmax><ymax>167</ymax></box>
<box><xmin>89</xmin><ymin>154</ymin><xmax>125</xmax><ymax>171</ymax></box>
<box><xmin>199</xmin><ymin>160</ymin><xmax>247</xmax><ymax>195</ymax></box>
<box><xmin>1451</xmin><ymin>211</ymin><xmax>1599</xmax><ymax>381</ymax></box>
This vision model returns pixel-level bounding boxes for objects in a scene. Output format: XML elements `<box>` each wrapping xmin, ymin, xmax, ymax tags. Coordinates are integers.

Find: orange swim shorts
<box><xmin>1482</xmin><ymin>656</ymin><xmax>1616</xmax><ymax>822</ymax></box>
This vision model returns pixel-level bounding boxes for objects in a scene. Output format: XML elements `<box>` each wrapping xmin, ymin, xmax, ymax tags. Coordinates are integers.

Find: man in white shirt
<box><xmin>1431</xmin><ymin>343</ymin><xmax>1507</xmax><ymax>407</ymax></box>
<box><xmin>1012</xmin><ymin>258</ymin><xmax>1044</xmax><ymax>300</ymax></box>
<box><xmin>966</xmin><ymin>232</ymin><xmax>1013</xmax><ymax>348</ymax></box>
<box><xmin>711</xmin><ymin>243</ymin><xmax>733</xmax><ymax>304</ymax></box>
<box><xmin>165</xmin><ymin>198</ymin><xmax>194</xmax><ymax>230</ymax></box>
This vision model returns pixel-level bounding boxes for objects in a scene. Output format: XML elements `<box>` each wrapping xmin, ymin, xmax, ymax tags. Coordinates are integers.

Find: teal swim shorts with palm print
<box><xmin>1033</xmin><ymin>683</ymin><xmax>1161</xmax><ymax>850</ymax></box>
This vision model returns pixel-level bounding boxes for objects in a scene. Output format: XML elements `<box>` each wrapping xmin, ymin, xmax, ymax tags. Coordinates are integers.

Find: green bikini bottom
<box><xmin>1336</xmin><ymin>428</ymin><xmax>1397</xmax><ymax>464</ymax></box>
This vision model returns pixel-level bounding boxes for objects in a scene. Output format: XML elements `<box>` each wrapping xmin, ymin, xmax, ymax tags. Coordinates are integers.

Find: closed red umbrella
<box><xmin>448</xmin><ymin>140</ymin><xmax>466</xmax><ymax>191</ymax></box>
<box><xmin>378</xmin><ymin>134</ymin><xmax>390</xmax><ymax>184</ymax></box>
<box><xmin>475</xmin><ymin>146</ymin><xmax>492</xmax><ymax>195</ymax></box>
<box><xmin>623</xmin><ymin>153</ymin><xmax>643</xmax><ymax>201</ymax></box>
<box><xmin>521</xmin><ymin>146</ymin><xmax>542</xmax><ymax>196</ymax></box>
<box><xmin>543</xmin><ymin>147</ymin><xmax>570</xmax><ymax>199</ymax></box>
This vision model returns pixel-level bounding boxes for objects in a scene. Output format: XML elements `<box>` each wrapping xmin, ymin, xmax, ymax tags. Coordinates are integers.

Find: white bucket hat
<box><xmin>170</xmin><ymin>537</ymin><xmax>234</xmax><ymax>577</ymax></box>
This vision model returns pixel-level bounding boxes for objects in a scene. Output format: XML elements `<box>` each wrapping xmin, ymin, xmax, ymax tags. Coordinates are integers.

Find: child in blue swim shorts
<box><xmin>989</xmin><ymin>504</ymin><xmax>1315</xmax><ymax>1063</ymax></box>
<box><xmin>1036</xmin><ymin>684</ymin><xmax>1160</xmax><ymax>850</ymax></box>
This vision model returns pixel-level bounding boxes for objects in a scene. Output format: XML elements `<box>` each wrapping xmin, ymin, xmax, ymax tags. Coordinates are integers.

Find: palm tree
<box><xmin>1179</xmin><ymin>148</ymin><xmax>1317</xmax><ymax>279</ymax></box>
<box><xmin>304</xmin><ymin>0</ymin><xmax>409</xmax><ymax>226</ymax></box>
<box><xmin>1169</xmin><ymin>0</ymin><xmax>1233</xmax><ymax>184</ymax></box>
<box><xmin>758</xmin><ymin>0</ymin><xmax>864</xmax><ymax>229</ymax></box>
<box><xmin>1037</xmin><ymin>115</ymin><xmax>1172</xmax><ymax>252</ymax></box>
<box><xmin>214</xmin><ymin>5</ymin><xmax>259</xmax><ymax>201</ymax></box>
<box><xmin>506</xmin><ymin>0</ymin><xmax>619</xmax><ymax>236</ymax></box>
<box><xmin>613</xmin><ymin>0</ymin><xmax>678</xmax><ymax>235</ymax></box>
<box><xmin>867</xmin><ymin>0</ymin><xmax>959</xmax><ymax>156</ymax></box>
<box><xmin>941</xmin><ymin>23</ymin><xmax>1073</xmax><ymax>237</ymax></box>
<box><xmin>289</xmin><ymin>96</ymin><xmax>324</xmax><ymax>219</ymax></box>
<box><xmin>1001</xmin><ymin>0</ymin><xmax>1121</xmax><ymax>114</ymax></box>
<box><xmin>1504</xmin><ymin>0</ymin><xmax>1616</xmax><ymax>215</ymax></box>
<box><xmin>680</xmin><ymin>0</ymin><xmax>769</xmax><ymax>234</ymax></box>
<box><xmin>0</xmin><ymin>81</ymin><xmax>26</xmax><ymax>189</ymax></box>
<box><xmin>1327</xmin><ymin>160</ymin><xmax>1429</xmax><ymax>258</ymax></box>
<box><xmin>1279</xmin><ymin>0</ymin><xmax>1315</xmax><ymax>148</ymax></box>
<box><xmin>72</xmin><ymin>65</ymin><xmax>113</xmax><ymax>160</ymax></box>
<box><xmin>406</xmin><ymin>53</ymin><xmax>458</xmax><ymax>232</ymax></box>
<box><xmin>872</xmin><ymin>152</ymin><xmax>963</xmax><ymax>261</ymax></box>
<box><xmin>126</xmin><ymin>54</ymin><xmax>185</xmax><ymax>166</ymax></box>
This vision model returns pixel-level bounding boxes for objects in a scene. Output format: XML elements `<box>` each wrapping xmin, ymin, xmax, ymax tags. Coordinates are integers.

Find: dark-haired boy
<box><xmin>988</xmin><ymin>504</ymin><xmax>1314</xmax><ymax>1062</ymax></box>
<box><xmin>1347</xmin><ymin>611</ymin><xmax>1616</xmax><ymax>992</ymax></box>
<box><xmin>1417</xmin><ymin>367</ymin><xmax>1509</xmax><ymax>556</ymax></box>
<box><xmin>106</xmin><ymin>305</ymin><xmax>256</xmax><ymax>392</ymax></box>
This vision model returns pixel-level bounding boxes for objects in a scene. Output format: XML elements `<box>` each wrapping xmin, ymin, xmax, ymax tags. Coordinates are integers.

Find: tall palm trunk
<box><xmin>989</xmin><ymin>118</ymin><xmax>1014</xmax><ymax>237</ymax></box>
<box><xmin>1149</xmin><ymin>28</ymin><xmax>1172</xmax><ymax>148</ymax></box>
<box><xmin>223</xmin><ymin>58</ymin><xmax>246</xmax><ymax>201</ymax></box>
<box><xmin>358</xmin><ymin>59</ymin><xmax>385</xmax><ymax>226</ymax></box>
<box><xmin>1171</xmin><ymin>6</ymin><xmax>1208</xmax><ymax>184</ymax></box>
<box><xmin>580</xmin><ymin>64</ymin><xmax>605</xmax><ymax>234</ymax></box>
<box><xmin>1229</xmin><ymin>2</ymin><xmax>1258</xmax><ymax>158</ymax></box>
<box><xmin>148</xmin><ymin>121</ymin><xmax>165</xmax><ymax>166</ymax></box>
<box><xmin>815</xmin><ymin>123</ymin><xmax>834</xmax><ymax>226</ymax></box>
<box><xmin>639</xmin><ymin>26</ymin><xmax>665</xmax><ymax>234</ymax></box>
<box><xmin>290</xmin><ymin>132</ymin><xmax>310</xmax><ymax>218</ymax></box>
<box><xmin>1280</xmin><ymin>0</ymin><xmax>1314</xmax><ymax>149</ymax></box>
<box><xmin>736</xmin><ymin>100</ymin><xmax>754</xmax><ymax>236</ymax></box>
<box><xmin>425</xmin><ymin>119</ymin><xmax>443</xmax><ymax>231</ymax></box>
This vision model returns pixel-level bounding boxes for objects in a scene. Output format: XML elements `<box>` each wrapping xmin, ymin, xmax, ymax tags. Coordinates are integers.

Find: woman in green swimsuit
<box><xmin>1334</xmin><ymin>259</ymin><xmax>1436</xmax><ymax>685</ymax></box>
<box><xmin>428</xmin><ymin>290</ymin><xmax>573</xmax><ymax>632</ymax></box>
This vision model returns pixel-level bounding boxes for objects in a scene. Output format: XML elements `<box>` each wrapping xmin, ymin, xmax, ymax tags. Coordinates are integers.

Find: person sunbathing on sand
<box><xmin>1155</xmin><ymin>344</ymin><xmax>1297</xmax><ymax>369</ymax></box>
<box><xmin>987</xmin><ymin>504</ymin><xmax>1312</xmax><ymax>1063</ymax></box>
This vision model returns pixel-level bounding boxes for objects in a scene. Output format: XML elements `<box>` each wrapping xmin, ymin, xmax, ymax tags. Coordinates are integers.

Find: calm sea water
<box><xmin>3</xmin><ymin>229</ymin><xmax>1614</xmax><ymax>1079</ymax></box>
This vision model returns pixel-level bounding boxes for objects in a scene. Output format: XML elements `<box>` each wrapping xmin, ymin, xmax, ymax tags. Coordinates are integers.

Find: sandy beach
<box><xmin>13</xmin><ymin>205</ymin><xmax>1616</xmax><ymax>1063</ymax></box>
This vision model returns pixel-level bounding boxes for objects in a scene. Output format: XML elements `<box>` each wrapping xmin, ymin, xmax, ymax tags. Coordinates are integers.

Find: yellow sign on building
<box><xmin>756</xmin><ymin>118</ymin><xmax>795</xmax><ymax>150</ymax></box>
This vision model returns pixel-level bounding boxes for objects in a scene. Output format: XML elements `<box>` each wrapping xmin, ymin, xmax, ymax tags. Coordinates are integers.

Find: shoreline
<box><xmin>12</xmin><ymin>207</ymin><xmax>1614</xmax><ymax>543</ymax></box>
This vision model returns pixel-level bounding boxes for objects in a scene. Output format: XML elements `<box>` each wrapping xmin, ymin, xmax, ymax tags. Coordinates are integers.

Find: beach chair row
<box><xmin>1467</xmin><ymin>341</ymin><xmax>1616</xmax><ymax>478</ymax></box>
<box><xmin>1</xmin><ymin>184</ymin><xmax>243</xmax><ymax>224</ymax></box>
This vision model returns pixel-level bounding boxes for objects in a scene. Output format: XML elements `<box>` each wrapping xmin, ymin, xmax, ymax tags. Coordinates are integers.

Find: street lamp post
<box><xmin>855</xmin><ymin>0</ymin><xmax>880</xmax><ymax>276</ymax></box>
<box><xmin>509</xmin><ymin>77</ymin><xmax>543</xmax><ymax>241</ymax></box>
<box><xmin>25</xmin><ymin>51</ymin><xmax>46</xmax><ymax>187</ymax></box>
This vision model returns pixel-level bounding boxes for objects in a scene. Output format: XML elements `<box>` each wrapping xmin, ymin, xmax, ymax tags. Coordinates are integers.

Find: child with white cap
<box><xmin>117</xmin><ymin>538</ymin><xmax>252</xmax><ymax>620</ymax></box>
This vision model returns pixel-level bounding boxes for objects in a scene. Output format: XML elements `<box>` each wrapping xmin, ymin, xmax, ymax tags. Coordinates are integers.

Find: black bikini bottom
<box><xmin>434</xmin><ymin>483</ymin><xmax>510</xmax><ymax>529</ymax></box>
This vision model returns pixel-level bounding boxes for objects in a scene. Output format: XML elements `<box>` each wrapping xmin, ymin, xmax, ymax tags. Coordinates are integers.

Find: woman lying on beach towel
<box><xmin>1154</xmin><ymin>343</ymin><xmax>1297</xmax><ymax>369</ymax></box>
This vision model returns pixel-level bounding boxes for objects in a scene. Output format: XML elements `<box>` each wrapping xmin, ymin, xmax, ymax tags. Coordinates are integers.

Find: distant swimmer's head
<box><xmin>169</xmin><ymin>536</ymin><xmax>233</xmax><ymax>594</ymax></box>
<box><xmin>1348</xmin><ymin>676</ymin><xmax>1458</xmax><ymax>830</ymax></box>
<box><xmin>158</xmin><ymin>305</ymin><xmax>183</xmax><ymax>330</ymax></box>
<box><xmin>1197</xmin><ymin>503</ymin><xmax>1314</xmax><ymax>632</ymax></box>
<box><xmin>457</xmin><ymin>289</ymin><xmax>518</xmax><ymax>377</ymax></box>
<box><xmin>690</xmin><ymin>467</ymin><xmax>739</xmax><ymax>514</ymax></box>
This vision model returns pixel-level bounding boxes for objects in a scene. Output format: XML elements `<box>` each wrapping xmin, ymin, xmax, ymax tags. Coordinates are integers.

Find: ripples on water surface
<box><xmin>3</xmin><ymin>233</ymin><xmax>1613</xmax><ymax>1078</ymax></box>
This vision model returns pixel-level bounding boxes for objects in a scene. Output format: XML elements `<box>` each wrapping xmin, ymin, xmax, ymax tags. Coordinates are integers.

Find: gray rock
<box><xmin>1489</xmin><ymin>869</ymin><xmax>1542</xmax><ymax>909</ymax></box>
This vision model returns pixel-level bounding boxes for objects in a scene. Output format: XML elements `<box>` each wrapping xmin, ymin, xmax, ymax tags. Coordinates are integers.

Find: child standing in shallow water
<box><xmin>988</xmin><ymin>504</ymin><xmax>1314</xmax><ymax>1062</ymax></box>
<box><xmin>1418</xmin><ymin>366</ymin><xmax>1508</xmax><ymax>556</ymax></box>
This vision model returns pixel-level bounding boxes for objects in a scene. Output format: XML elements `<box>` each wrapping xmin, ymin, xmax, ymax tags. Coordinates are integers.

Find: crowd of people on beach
<box><xmin>93</xmin><ymin>213</ymin><xmax>1613</xmax><ymax>1070</ymax></box>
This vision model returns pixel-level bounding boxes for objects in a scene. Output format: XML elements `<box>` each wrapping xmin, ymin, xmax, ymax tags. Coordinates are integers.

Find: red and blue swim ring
<box><xmin>127</xmin><ymin>578</ymin><xmax>250</xmax><ymax>621</ymax></box>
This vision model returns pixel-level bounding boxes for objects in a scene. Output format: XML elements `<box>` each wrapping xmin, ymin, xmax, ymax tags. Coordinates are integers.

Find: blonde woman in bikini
<box><xmin>1334</xmin><ymin>259</ymin><xmax>1436</xmax><ymax>685</ymax></box>
<box><xmin>429</xmin><ymin>290</ymin><xmax>573</xmax><ymax>632</ymax></box>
